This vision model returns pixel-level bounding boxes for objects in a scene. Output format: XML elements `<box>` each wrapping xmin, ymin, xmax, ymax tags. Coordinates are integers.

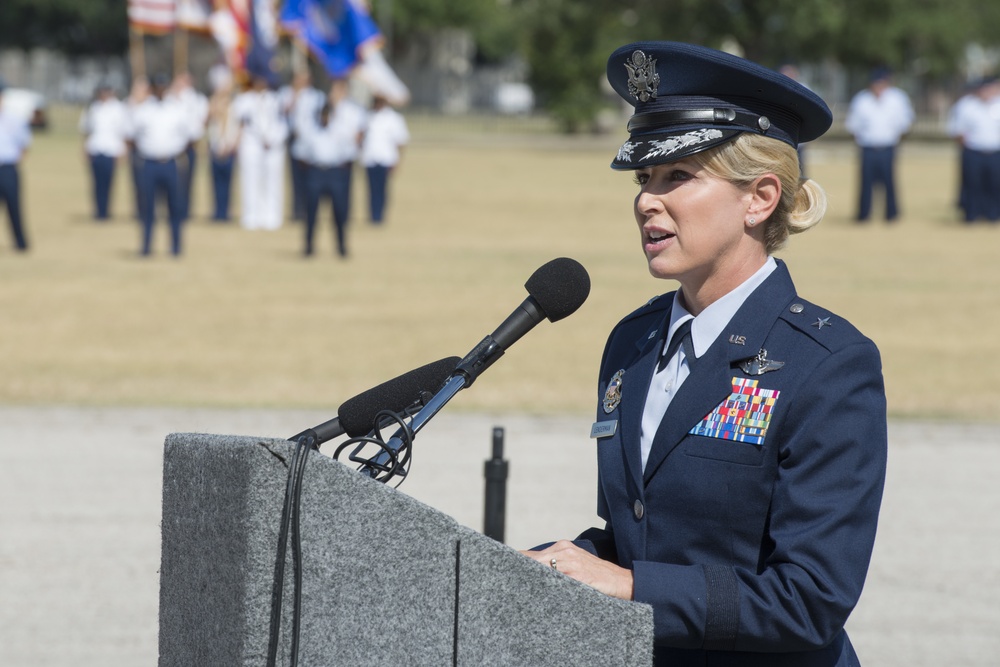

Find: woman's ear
<box><xmin>747</xmin><ymin>173</ymin><xmax>781</xmax><ymax>223</ymax></box>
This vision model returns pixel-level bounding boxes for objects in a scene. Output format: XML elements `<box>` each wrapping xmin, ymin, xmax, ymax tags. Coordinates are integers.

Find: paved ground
<box><xmin>1</xmin><ymin>406</ymin><xmax>997</xmax><ymax>666</ymax></box>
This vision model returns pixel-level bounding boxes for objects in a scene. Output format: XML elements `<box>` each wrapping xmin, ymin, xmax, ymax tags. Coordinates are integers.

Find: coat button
<box><xmin>789</xmin><ymin>303</ymin><xmax>804</xmax><ymax>314</ymax></box>
<box><xmin>633</xmin><ymin>499</ymin><xmax>644</xmax><ymax>520</ymax></box>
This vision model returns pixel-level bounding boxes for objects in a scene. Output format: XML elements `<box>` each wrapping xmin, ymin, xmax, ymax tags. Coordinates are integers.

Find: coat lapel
<box><xmin>619</xmin><ymin>311</ymin><xmax>670</xmax><ymax>488</ymax></box>
<box><xmin>641</xmin><ymin>261</ymin><xmax>797</xmax><ymax>484</ymax></box>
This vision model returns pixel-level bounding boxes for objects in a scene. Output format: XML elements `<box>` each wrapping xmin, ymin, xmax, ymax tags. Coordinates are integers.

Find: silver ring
<box><xmin>549</xmin><ymin>558</ymin><xmax>558</xmax><ymax>571</ymax></box>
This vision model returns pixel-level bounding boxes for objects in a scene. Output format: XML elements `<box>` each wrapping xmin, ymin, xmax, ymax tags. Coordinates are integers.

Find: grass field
<box><xmin>1</xmin><ymin>107</ymin><xmax>998</xmax><ymax>421</ymax></box>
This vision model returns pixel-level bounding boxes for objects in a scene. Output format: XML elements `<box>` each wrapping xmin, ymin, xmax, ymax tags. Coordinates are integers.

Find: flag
<box><xmin>280</xmin><ymin>0</ymin><xmax>409</xmax><ymax>103</ymax></box>
<box><xmin>245</xmin><ymin>0</ymin><xmax>280</xmax><ymax>84</ymax></box>
<box><xmin>128</xmin><ymin>0</ymin><xmax>177</xmax><ymax>34</ymax></box>
<box><xmin>177</xmin><ymin>0</ymin><xmax>213</xmax><ymax>32</ymax></box>
<box><xmin>210</xmin><ymin>0</ymin><xmax>251</xmax><ymax>72</ymax></box>
<box><xmin>280</xmin><ymin>0</ymin><xmax>380</xmax><ymax>77</ymax></box>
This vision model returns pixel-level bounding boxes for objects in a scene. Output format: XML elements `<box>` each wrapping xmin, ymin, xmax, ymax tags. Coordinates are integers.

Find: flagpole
<box><xmin>175</xmin><ymin>25</ymin><xmax>190</xmax><ymax>75</ymax></box>
<box><xmin>291</xmin><ymin>36</ymin><xmax>308</xmax><ymax>77</ymax></box>
<box><xmin>129</xmin><ymin>26</ymin><xmax>147</xmax><ymax>80</ymax></box>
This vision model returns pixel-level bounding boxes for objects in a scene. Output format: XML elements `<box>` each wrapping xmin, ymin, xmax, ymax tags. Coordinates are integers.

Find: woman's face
<box><xmin>633</xmin><ymin>159</ymin><xmax>757</xmax><ymax>295</ymax></box>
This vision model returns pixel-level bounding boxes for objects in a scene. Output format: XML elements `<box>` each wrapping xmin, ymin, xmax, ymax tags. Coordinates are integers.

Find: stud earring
<box><xmin>748</xmin><ymin>217</ymin><xmax>756</xmax><ymax>226</ymax></box>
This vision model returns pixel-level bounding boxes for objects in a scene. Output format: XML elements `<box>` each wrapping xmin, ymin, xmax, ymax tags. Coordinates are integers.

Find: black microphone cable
<box><xmin>266</xmin><ymin>433</ymin><xmax>314</xmax><ymax>667</ymax></box>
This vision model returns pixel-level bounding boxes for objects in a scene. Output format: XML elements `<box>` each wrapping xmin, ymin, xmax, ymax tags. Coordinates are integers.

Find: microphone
<box><xmin>288</xmin><ymin>356</ymin><xmax>460</xmax><ymax>445</ymax></box>
<box><xmin>454</xmin><ymin>257</ymin><xmax>591</xmax><ymax>386</ymax></box>
<box><xmin>358</xmin><ymin>258</ymin><xmax>590</xmax><ymax>478</ymax></box>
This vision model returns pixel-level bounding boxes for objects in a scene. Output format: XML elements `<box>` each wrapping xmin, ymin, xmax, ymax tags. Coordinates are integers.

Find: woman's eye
<box><xmin>633</xmin><ymin>172</ymin><xmax>650</xmax><ymax>186</ymax></box>
<box><xmin>669</xmin><ymin>169</ymin><xmax>692</xmax><ymax>181</ymax></box>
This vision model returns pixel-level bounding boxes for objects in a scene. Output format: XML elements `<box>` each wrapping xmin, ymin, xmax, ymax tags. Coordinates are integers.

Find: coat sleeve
<box><xmin>631</xmin><ymin>340</ymin><xmax>888</xmax><ymax>651</ymax></box>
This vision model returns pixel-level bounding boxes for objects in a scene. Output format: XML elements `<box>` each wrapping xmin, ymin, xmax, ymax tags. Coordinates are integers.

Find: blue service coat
<box><xmin>580</xmin><ymin>260</ymin><xmax>887</xmax><ymax>666</ymax></box>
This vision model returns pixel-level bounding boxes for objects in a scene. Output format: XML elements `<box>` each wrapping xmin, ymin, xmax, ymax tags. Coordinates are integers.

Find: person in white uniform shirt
<box><xmin>233</xmin><ymin>75</ymin><xmax>289</xmax><ymax>230</ymax></box>
<box><xmin>282</xmin><ymin>70</ymin><xmax>325</xmax><ymax>222</ymax></box>
<box><xmin>299</xmin><ymin>79</ymin><xmax>366</xmax><ymax>256</ymax></box>
<box><xmin>129</xmin><ymin>74</ymin><xmax>191</xmax><ymax>256</ymax></box>
<box><xmin>302</xmin><ymin>80</ymin><xmax>365</xmax><ymax>257</ymax></box>
<box><xmin>206</xmin><ymin>79</ymin><xmax>241</xmax><ymax>222</ymax></box>
<box><xmin>844</xmin><ymin>67</ymin><xmax>914</xmax><ymax>223</ymax></box>
<box><xmin>125</xmin><ymin>76</ymin><xmax>150</xmax><ymax>220</ymax></box>
<box><xmin>945</xmin><ymin>76</ymin><xmax>1000</xmax><ymax>223</ymax></box>
<box><xmin>79</xmin><ymin>83</ymin><xmax>130</xmax><ymax>221</ymax></box>
<box><xmin>0</xmin><ymin>79</ymin><xmax>31</xmax><ymax>252</ymax></box>
<box><xmin>170</xmin><ymin>72</ymin><xmax>209</xmax><ymax>221</ymax></box>
<box><xmin>360</xmin><ymin>94</ymin><xmax>408</xmax><ymax>224</ymax></box>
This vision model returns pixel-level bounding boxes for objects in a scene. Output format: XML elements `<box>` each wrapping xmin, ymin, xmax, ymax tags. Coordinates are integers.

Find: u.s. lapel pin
<box><xmin>603</xmin><ymin>369</ymin><xmax>625</xmax><ymax>413</ymax></box>
<box><xmin>739</xmin><ymin>348</ymin><xmax>785</xmax><ymax>376</ymax></box>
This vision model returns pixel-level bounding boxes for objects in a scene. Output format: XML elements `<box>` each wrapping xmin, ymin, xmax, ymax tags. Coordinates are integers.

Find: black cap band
<box><xmin>628</xmin><ymin>108</ymin><xmax>772</xmax><ymax>135</ymax></box>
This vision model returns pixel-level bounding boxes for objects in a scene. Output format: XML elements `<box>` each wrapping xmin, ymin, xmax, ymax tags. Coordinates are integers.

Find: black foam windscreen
<box><xmin>523</xmin><ymin>257</ymin><xmax>591</xmax><ymax>322</ymax></box>
<box><xmin>337</xmin><ymin>356</ymin><xmax>461</xmax><ymax>436</ymax></box>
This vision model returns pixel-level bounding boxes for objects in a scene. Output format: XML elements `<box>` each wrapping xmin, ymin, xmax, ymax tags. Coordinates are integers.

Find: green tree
<box><xmin>513</xmin><ymin>0</ymin><xmax>1000</xmax><ymax>130</ymax></box>
<box><xmin>0</xmin><ymin>0</ymin><xmax>127</xmax><ymax>55</ymax></box>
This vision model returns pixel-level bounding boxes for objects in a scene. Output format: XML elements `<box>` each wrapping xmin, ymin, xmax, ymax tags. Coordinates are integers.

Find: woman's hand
<box><xmin>519</xmin><ymin>540</ymin><xmax>634</xmax><ymax>601</ymax></box>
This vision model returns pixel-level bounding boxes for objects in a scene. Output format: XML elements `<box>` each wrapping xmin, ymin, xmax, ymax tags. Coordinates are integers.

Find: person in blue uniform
<box><xmin>522</xmin><ymin>42</ymin><xmax>888</xmax><ymax>667</ymax></box>
<box><xmin>946</xmin><ymin>76</ymin><xmax>1000</xmax><ymax>223</ymax></box>
<box><xmin>844</xmin><ymin>68</ymin><xmax>914</xmax><ymax>223</ymax></box>
<box><xmin>129</xmin><ymin>74</ymin><xmax>190</xmax><ymax>256</ymax></box>
<box><xmin>298</xmin><ymin>80</ymin><xmax>366</xmax><ymax>257</ymax></box>
<box><xmin>0</xmin><ymin>79</ymin><xmax>32</xmax><ymax>252</ymax></box>
<box><xmin>79</xmin><ymin>83</ymin><xmax>130</xmax><ymax>220</ymax></box>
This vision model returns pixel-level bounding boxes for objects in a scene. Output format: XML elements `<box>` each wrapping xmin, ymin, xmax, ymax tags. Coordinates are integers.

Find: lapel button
<box><xmin>633</xmin><ymin>499</ymin><xmax>644</xmax><ymax>520</ymax></box>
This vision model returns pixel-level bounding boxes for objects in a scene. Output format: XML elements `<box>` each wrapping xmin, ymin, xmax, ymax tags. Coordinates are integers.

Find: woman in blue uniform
<box><xmin>523</xmin><ymin>42</ymin><xmax>887</xmax><ymax>666</ymax></box>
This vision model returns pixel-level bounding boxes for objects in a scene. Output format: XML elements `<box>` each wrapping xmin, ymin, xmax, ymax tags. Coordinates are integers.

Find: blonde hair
<box><xmin>689</xmin><ymin>133</ymin><xmax>827</xmax><ymax>253</ymax></box>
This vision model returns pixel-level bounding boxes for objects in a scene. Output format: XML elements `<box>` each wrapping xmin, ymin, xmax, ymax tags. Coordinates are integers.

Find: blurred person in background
<box><xmin>0</xmin><ymin>79</ymin><xmax>31</xmax><ymax>252</ymax></box>
<box><xmin>298</xmin><ymin>100</ymin><xmax>348</xmax><ymax>257</ymax></box>
<box><xmin>126</xmin><ymin>76</ymin><xmax>150</xmax><ymax>220</ymax></box>
<box><xmin>298</xmin><ymin>79</ymin><xmax>366</xmax><ymax>256</ymax></box>
<box><xmin>233</xmin><ymin>74</ymin><xmax>288</xmax><ymax>230</ymax></box>
<box><xmin>170</xmin><ymin>71</ymin><xmax>209</xmax><ymax>222</ymax></box>
<box><xmin>945</xmin><ymin>75</ymin><xmax>1000</xmax><ymax>223</ymax></box>
<box><xmin>79</xmin><ymin>82</ymin><xmax>130</xmax><ymax>221</ymax></box>
<box><xmin>360</xmin><ymin>94</ymin><xmax>409</xmax><ymax>224</ymax></box>
<box><xmin>845</xmin><ymin>67</ymin><xmax>914</xmax><ymax>223</ymax></box>
<box><xmin>282</xmin><ymin>70</ymin><xmax>325</xmax><ymax>222</ymax></box>
<box><xmin>522</xmin><ymin>42</ymin><xmax>887</xmax><ymax>667</ymax></box>
<box><xmin>129</xmin><ymin>74</ymin><xmax>190</xmax><ymax>256</ymax></box>
<box><xmin>206</xmin><ymin>68</ymin><xmax>240</xmax><ymax>222</ymax></box>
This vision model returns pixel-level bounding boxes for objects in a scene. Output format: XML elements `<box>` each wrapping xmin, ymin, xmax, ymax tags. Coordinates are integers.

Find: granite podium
<box><xmin>158</xmin><ymin>433</ymin><xmax>654</xmax><ymax>666</ymax></box>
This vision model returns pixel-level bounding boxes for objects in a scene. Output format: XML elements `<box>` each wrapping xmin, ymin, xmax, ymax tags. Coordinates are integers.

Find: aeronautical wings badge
<box><xmin>625</xmin><ymin>50</ymin><xmax>659</xmax><ymax>102</ymax></box>
<box><xmin>603</xmin><ymin>369</ymin><xmax>625</xmax><ymax>413</ymax></box>
<box><xmin>739</xmin><ymin>348</ymin><xmax>785</xmax><ymax>376</ymax></box>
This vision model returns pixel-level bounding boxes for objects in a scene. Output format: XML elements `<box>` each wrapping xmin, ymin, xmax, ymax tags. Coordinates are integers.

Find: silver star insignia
<box><xmin>812</xmin><ymin>317</ymin><xmax>831</xmax><ymax>330</ymax></box>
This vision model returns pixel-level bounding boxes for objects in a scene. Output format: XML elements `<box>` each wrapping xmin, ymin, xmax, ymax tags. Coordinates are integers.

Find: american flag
<box><xmin>128</xmin><ymin>0</ymin><xmax>177</xmax><ymax>34</ymax></box>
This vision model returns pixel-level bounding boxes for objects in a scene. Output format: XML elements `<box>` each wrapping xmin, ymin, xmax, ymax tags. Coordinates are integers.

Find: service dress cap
<box><xmin>607</xmin><ymin>41</ymin><xmax>832</xmax><ymax>170</ymax></box>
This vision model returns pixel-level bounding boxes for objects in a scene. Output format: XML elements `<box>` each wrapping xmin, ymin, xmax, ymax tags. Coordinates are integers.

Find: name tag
<box><xmin>590</xmin><ymin>420</ymin><xmax>618</xmax><ymax>439</ymax></box>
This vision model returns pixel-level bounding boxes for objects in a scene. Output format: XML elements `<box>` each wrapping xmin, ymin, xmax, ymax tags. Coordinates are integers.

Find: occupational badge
<box><xmin>739</xmin><ymin>348</ymin><xmax>785</xmax><ymax>376</ymax></box>
<box><xmin>625</xmin><ymin>50</ymin><xmax>660</xmax><ymax>102</ymax></box>
<box><xmin>603</xmin><ymin>369</ymin><xmax>625</xmax><ymax>414</ymax></box>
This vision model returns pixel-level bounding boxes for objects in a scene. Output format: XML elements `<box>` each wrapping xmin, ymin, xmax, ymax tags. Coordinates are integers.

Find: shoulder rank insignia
<box><xmin>603</xmin><ymin>369</ymin><xmax>625</xmax><ymax>414</ymax></box>
<box><xmin>739</xmin><ymin>348</ymin><xmax>785</xmax><ymax>376</ymax></box>
<box><xmin>625</xmin><ymin>50</ymin><xmax>660</xmax><ymax>102</ymax></box>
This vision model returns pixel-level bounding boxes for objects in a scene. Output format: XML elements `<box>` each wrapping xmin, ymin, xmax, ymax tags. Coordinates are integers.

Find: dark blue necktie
<box><xmin>657</xmin><ymin>318</ymin><xmax>696</xmax><ymax>373</ymax></box>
